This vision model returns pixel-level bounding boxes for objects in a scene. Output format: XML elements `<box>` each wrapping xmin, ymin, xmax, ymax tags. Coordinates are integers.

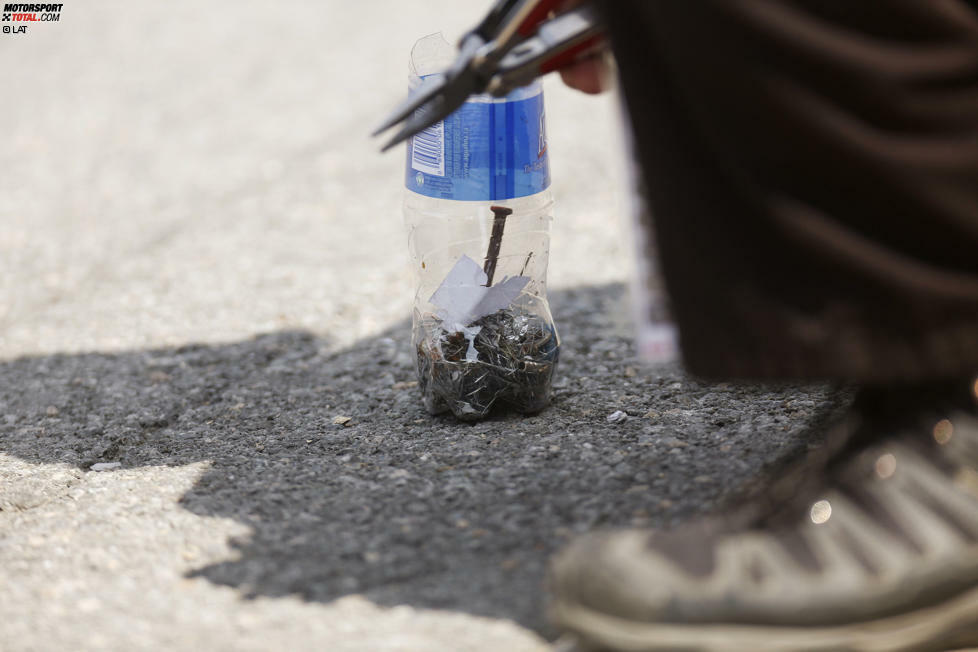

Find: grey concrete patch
<box><xmin>1</xmin><ymin>283</ymin><xmax>845</xmax><ymax>642</ymax></box>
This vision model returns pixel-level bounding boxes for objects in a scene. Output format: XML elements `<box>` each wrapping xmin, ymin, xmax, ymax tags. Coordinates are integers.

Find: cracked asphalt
<box><xmin>1</xmin><ymin>2</ymin><xmax>844</xmax><ymax>650</ymax></box>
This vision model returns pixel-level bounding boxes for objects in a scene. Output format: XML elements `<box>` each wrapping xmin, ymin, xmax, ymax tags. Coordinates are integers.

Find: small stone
<box><xmin>663</xmin><ymin>437</ymin><xmax>688</xmax><ymax>449</ymax></box>
<box><xmin>392</xmin><ymin>381</ymin><xmax>418</xmax><ymax>390</ymax></box>
<box><xmin>90</xmin><ymin>462</ymin><xmax>121</xmax><ymax>472</ymax></box>
<box><xmin>624</xmin><ymin>366</ymin><xmax>637</xmax><ymax>377</ymax></box>
<box><xmin>332</xmin><ymin>416</ymin><xmax>352</xmax><ymax>426</ymax></box>
<box><xmin>45</xmin><ymin>406</ymin><xmax>60</xmax><ymax>416</ymax></box>
<box><xmin>694</xmin><ymin>475</ymin><xmax>712</xmax><ymax>483</ymax></box>
<box><xmin>607</xmin><ymin>410</ymin><xmax>628</xmax><ymax>423</ymax></box>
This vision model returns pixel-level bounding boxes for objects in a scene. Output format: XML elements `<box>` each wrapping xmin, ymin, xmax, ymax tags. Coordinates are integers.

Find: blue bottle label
<box><xmin>405</xmin><ymin>80</ymin><xmax>551</xmax><ymax>201</ymax></box>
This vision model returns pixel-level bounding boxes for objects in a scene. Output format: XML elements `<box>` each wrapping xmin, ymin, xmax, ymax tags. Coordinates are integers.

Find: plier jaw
<box><xmin>373</xmin><ymin>0</ymin><xmax>603</xmax><ymax>152</ymax></box>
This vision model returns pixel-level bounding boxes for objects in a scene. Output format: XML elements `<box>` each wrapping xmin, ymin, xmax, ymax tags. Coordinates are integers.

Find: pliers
<box><xmin>373</xmin><ymin>0</ymin><xmax>604</xmax><ymax>152</ymax></box>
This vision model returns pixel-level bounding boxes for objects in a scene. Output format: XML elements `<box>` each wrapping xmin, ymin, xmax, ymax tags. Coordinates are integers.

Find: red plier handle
<box><xmin>486</xmin><ymin>3</ymin><xmax>603</xmax><ymax>96</ymax></box>
<box><xmin>466</xmin><ymin>0</ymin><xmax>584</xmax><ymax>69</ymax></box>
<box><xmin>470</xmin><ymin>0</ymin><xmax>561</xmax><ymax>43</ymax></box>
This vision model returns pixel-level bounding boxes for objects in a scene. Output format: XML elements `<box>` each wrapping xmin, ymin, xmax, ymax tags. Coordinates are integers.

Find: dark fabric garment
<box><xmin>600</xmin><ymin>0</ymin><xmax>978</xmax><ymax>381</ymax></box>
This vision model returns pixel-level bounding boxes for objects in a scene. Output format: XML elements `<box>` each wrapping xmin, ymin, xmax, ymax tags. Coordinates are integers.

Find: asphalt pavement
<box><xmin>0</xmin><ymin>2</ymin><xmax>843</xmax><ymax>650</ymax></box>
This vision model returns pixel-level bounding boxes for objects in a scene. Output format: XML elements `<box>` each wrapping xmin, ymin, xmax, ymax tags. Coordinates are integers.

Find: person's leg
<box><xmin>604</xmin><ymin>0</ymin><xmax>978</xmax><ymax>381</ymax></box>
<box><xmin>550</xmin><ymin>2</ymin><xmax>978</xmax><ymax>649</ymax></box>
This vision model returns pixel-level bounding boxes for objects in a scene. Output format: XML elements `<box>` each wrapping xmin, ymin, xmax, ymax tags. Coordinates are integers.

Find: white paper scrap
<box><xmin>458</xmin><ymin>324</ymin><xmax>482</xmax><ymax>362</ymax></box>
<box><xmin>429</xmin><ymin>255</ymin><xmax>530</xmax><ymax>332</ymax></box>
<box><xmin>90</xmin><ymin>462</ymin><xmax>122</xmax><ymax>472</ymax></box>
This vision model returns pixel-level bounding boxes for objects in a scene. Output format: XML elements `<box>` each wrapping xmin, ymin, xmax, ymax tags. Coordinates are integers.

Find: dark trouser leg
<box><xmin>602</xmin><ymin>0</ymin><xmax>978</xmax><ymax>381</ymax></box>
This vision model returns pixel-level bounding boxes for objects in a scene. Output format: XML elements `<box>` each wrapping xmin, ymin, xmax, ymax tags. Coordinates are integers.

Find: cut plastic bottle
<box><xmin>403</xmin><ymin>33</ymin><xmax>560</xmax><ymax>421</ymax></box>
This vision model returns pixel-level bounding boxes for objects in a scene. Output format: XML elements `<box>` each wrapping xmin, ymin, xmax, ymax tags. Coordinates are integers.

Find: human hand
<box><xmin>554</xmin><ymin>1</ymin><xmax>611</xmax><ymax>94</ymax></box>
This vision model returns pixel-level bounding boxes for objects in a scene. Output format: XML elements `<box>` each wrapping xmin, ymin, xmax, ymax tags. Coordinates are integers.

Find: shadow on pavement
<box><xmin>0</xmin><ymin>283</ymin><xmax>844</xmax><ymax>634</ymax></box>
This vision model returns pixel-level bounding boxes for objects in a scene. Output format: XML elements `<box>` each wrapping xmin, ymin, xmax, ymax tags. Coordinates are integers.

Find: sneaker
<box><xmin>550</xmin><ymin>382</ymin><xmax>978</xmax><ymax>652</ymax></box>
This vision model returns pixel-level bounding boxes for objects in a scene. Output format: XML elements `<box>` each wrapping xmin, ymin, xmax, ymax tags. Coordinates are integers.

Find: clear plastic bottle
<box><xmin>403</xmin><ymin>34</ymin><xmax>559</xmax><ymax>421</ymax></box>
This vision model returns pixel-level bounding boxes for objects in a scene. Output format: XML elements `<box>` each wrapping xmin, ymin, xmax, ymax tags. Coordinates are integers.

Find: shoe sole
<box><xmin>550</xmin><ymin>584</ymin><xmax>978</xmax><ymax>652</ymax></box>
